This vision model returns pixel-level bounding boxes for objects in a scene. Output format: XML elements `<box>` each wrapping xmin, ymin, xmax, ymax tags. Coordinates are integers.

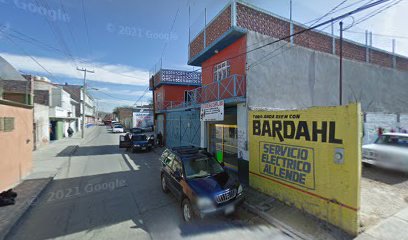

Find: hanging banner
<box><xmin>200</xmin><ymin>100</ymin><xmax>224</xmax><ymax>121</ymax></box>
<box><xmin>249</xmin><ymin>103</ymin><xmax>361</xmax><ymax>236</ymax></box>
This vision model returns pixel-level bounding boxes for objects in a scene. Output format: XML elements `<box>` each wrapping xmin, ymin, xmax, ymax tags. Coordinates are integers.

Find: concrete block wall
<box><xmin>237</xmin><ymin>3</ymin><xmax>289</xmax><ymax>41</ymax></box>
<box><xmin>188</xmin><ymin>1</ymin><xmax>408</xmax><ymax>72</ymax></box>
<box><xmin>246</xmin><ymin>31</ymin><xmax>408</xmax><ymax>114</ymax></box>
<box><xmin>189</xmin><ymin>6</ymin><xmax>231</xmax><ymax>59</ymax></box>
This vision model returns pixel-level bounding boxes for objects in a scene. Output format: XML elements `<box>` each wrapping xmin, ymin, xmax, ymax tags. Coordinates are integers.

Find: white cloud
<box><xmin>94</xmin><ymin>87</ymin><xmax>148</xmax><ymax>97</ymax></box>
<box><xmin>0</xmin><ymin>52</ymin><xmax>150</xmax><ymax>85</ymax></box>
<box><xmin>97</xmin><ymin>99</ymin><xmax>150</xmax><ymax>112</ymax></box>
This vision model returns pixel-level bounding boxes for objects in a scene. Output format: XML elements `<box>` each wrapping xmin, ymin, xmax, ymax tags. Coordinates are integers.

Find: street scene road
<box><xmin>6</xmin><ymin>126</ymin><xmax>290</xmax><ymax>240</ymax></box>
<box><xmin>2</xmin><ymin>1</ymin><xmax>408</xmax><ymax>239</ymax></box>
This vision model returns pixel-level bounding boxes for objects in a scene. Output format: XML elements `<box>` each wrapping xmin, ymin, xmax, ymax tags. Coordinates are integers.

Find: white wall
<box><xmin>363</xmin><ymin>112</ymin><xmax>408</xmax><ymax>144</ymax></box>
<box><xmin>246</xmin><ymin>31</ymin><xmax>408</xmax><ymax>113</ymax></box>
<box><xmin>237</xmin><ymin>103</ymin><xmax>248</xmax><ymax>160</ymax></box>
<box><xmin>34</xmin><ymin>103</ymin><xmax>49</xmax><ymax>148</ymax></box>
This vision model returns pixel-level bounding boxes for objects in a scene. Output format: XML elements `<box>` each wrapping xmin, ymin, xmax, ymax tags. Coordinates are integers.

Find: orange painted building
<box><xmin>201</xmin><ymin>36</ymin><xmax>246</xmax><ymax>85</ymax></box>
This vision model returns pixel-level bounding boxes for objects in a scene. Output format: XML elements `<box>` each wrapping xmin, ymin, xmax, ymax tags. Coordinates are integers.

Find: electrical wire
<box><xmin>348</xmin><ymin>0</ymin><xmax>402</xmax><ymax>27</ymax></box>
<box><xmin>248</xmin><ymin>0</ymin><xmax>351</xmax><ymax>69</ymax></box>
<box><xmin>81</xmin><ymin>0</ymin><xmax>92</xmax><ymax>57</ymax></box>
<box><xmin>190</xmin><ymin>0</ymin><xmax>392</xmax><ymax>74</ymax></box>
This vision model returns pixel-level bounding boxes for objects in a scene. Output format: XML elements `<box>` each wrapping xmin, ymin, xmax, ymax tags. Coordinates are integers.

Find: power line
<box><xmin>160</xmin><ymin>6</ymin><xmax>181</xmax><ymax>59</ymax></box>
<box><xmin>345</xmin><ymin>29</ymin><xmax>408</xmax><ymax>39</ymax></box>
<box><xmin>133</xmin><ymin>87</ymin><xmax>150</xmax><ymax>106</ymax></box>
<box><xmin>249</xmin><ymin>0</ymin><xmax>351</xmax><ymax>69</ymax></box>
<box><xmin>308</xmin><ymin>0</ymin><xmax>349</xmax><ymax>26</ymax></box>
<box><xmin>81</xmin><ymin>0</ymin><xmax>92</xmax><ymax>57</ymax></box>
<box><xmin>348</xmin><ymin>0</ymin><xmax>402</xmax><ymax>27</ymax></box>
<box><xmin>191</xmin><ymin>0</ymin><xmax>392</xmax><ymax>74</ymax></box>
<box><xmin>34</xmin><ymin>0</ymin><xmax>78</xmax><ymax>70</ymax></box>
<box><xmin>2</xmin><ymin>33</ymin><xmax>56</xmax><ymax>79</ymax></box>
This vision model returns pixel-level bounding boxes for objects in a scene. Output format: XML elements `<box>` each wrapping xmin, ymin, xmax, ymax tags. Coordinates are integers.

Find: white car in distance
<box><xmin>112</xmin><ymin>125</ymin><xmax>125</xmax><ymax>133</ymax></box>
<box><xmin>362</xmin><ymin>133</ymin><xmax>408</xmax><ymax>172</ymax></box>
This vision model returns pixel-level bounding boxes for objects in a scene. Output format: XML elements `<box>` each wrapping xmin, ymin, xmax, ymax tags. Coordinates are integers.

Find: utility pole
<box><xmin>76</xmin><ymin>67</ymin><xmax>94</xmax><ymax>138</ymax></box>
<box><xmin>339</xmin><ymin>21</ymin><xmax>343</xmax><ymax>105</ymax></box>
<box><xmin>290</xmin><ymin>0</ymin><xmax>293</xmax><ymax>46</ymax></box>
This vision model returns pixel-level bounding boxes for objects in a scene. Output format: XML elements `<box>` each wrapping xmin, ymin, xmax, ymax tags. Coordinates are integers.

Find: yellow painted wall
<box><xmin>249</xmin><ymin>103</ymin><xmax>361</xmax><ymax>236</ymax></box>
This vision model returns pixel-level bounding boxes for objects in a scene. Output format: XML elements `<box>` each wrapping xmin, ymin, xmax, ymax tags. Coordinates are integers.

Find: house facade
<box><xmin>0</xmin><ymin>56</ymin><xmax>33</xmax><ymax>191</ymax></box>
<box><xmin>153</xmin><ymin>0</ymin><xmax>408</xmax><ymax>184</ymax></box>
<box><xmin>149</xmin><ymin>69</ymin><xmax>201</xmax><ymax>146</ymax></box>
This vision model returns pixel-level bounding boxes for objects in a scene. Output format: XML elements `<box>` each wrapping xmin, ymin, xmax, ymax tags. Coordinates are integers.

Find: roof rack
<box><xmin>172</xmin><ymin>146</ymin><xmax>207</xmax><ymax>155</ymax></box>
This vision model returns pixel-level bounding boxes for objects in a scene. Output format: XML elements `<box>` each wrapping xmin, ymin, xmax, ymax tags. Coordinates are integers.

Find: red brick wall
<box><xmin>371</xmin><ymin>49</ymin><xmax>393</xmax><ymax>68</ymax></box>
<box><xmin>206</xmin><ymin>6</ymin><xmax>231</xmax><ymax>47</ymax></box>
<box><xmin>236</xmin><ymin>2</ymin><xmax>408</xmax><ymax>71</ymax></box>
<box><xmin>397</xmin><ymin>56</ymin><xmax>408</xmax><ymax>71</ymax></box>
<box><xmin>237</xmin><ymin>3</ymin><xmax>289</xmax><ymax>41</ymax></box>
<box><xmin>189</xmin><ymin>2</ymin><xmax>408</xmax><ymax>71</ymax></box>
<box><xmin>34</xmin><ymin>90</ymin><xmax>49</xmax><ymax>105</ymax></box>
<box><xmin>294</xmin><ymin>25</ymin><xmax>332</xmax><ymax>54</ymax></box>
<box><xmin>190</xmin><ymin>32</ymin><xmax>204</xmax><ymax>59</ymax></box>
<box><xmin>201</xmin><ymin>36</ymin><xmax>247</xmax><ymax>86</ymax></box>
<box><xmin>336</xmin><ymin>39</ymin><xmax>366</xmax><ymax>62</ymax></box>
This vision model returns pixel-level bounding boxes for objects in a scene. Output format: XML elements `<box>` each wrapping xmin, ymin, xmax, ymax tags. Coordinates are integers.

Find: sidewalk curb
<box><xmin>1</xmin><ymin>177</ymin><xmax>53</xmax><ymax>240</ymax></box>
<box><xmin>1</xmin><ymin>128</ymin><xmax>95</xmax><ymax>240</ymax></box>
<box><xmin>242</xmin><ymin>201</ymin><xmax>311</xmax><ymax>240</ymax></box>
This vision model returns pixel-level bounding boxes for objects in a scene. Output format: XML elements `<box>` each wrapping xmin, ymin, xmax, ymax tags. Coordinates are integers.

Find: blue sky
<box><xmin>0</xmin><ymin>0</ymin><xmax>407</xmax><ymax>112</ymax></box>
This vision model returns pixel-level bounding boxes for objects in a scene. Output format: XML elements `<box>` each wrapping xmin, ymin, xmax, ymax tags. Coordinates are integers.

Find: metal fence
<box><xmin>165</xmin><ymin>110</ymin><xmax>201</xmax><ymax>148</ymax></box>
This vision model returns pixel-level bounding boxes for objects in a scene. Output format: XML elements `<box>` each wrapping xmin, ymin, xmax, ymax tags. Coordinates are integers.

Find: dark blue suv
<box><xmin>160</xmin><ymin>146</ymin><xmax>244</xmax><ymax>222</ymax></box>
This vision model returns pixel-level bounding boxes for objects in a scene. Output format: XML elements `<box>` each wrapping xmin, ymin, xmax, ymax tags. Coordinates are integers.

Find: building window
<box><xmin>0</xmin><ymin>117</ymin><xmax>15</xmax><ymax>132</ymax></box>
<box><xmin>213</xmin><ymin>61</ymin><xmax>230</xmax><ymax>82</ymax></box>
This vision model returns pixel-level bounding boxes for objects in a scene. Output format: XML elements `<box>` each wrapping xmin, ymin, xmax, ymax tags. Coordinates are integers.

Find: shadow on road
<box><xmin>362</xmin><ymin>165</ymin><xmax>408</xmax><ymax>185</ymax></box>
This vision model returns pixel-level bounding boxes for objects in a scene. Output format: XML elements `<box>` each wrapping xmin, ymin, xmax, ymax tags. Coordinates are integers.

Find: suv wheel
<box><xmin>182</xmin><ymin>198</ymin><xmax>194</xmax><ymax>222</ymax></box>
<box><xmin>161</xmin><ymin>174</ymin><xmax>169</xmax><ymax>193</ymax></box>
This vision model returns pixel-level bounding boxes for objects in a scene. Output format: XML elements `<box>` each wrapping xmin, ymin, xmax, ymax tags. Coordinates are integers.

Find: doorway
<box><xmin>209</xmin><ymin>124</ymin><xmax>238</xmax><ymax>171</ymax></box>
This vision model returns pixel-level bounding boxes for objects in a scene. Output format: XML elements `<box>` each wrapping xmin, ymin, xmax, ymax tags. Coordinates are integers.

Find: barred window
<box><xmin>213</xmin><ymin>61</ymin><xmax>230</xmax><ymax>82</ymax></box>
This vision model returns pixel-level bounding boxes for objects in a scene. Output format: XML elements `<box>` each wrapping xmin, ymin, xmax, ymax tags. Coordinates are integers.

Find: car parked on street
<box><xmin>159</xmin><ymin>146</ymin><xmax>244</xmax><ymax>222</ymax></box>
<box><xmin>119</xmin><ymin>133</ymin><xmax>152</xmax><ymax>152</ymax></box>
<box><xmin>130</xmin><ymin>128</ymin><xmax>143</xmax><ymax>134</ymax></box>
<box><xmin>362</xmin><ymin>132</ymin><xmax>408</xmax><ymax>172</ymax></box>
<box><xmin>112</xmin><ymin>125</ymin><xmax>125</xmax><ymax>133</ymax></box>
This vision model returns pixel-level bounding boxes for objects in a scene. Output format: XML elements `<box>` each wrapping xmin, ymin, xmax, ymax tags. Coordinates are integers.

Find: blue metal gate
<box><xmin>165</xmin><ymin>109</ymin><xmax>201</xmax><ymax>148</ymax></box>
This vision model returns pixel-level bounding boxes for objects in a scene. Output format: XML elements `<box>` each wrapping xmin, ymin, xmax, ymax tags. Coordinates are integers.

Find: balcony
<box><xmin>155</xmin><ymin>74</ymin><xmax>246</xmax><ymax>112</ymax></box>
<box><xmin>149</xmin><ymin>69</ymin><xmax>201</xmax><ymax>90</ymax></box>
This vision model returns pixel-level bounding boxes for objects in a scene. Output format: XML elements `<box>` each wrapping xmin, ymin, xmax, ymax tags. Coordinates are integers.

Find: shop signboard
<box><xmin>200</xmin><ymin>100</ymin><xmax>224</xmax><ymax>121</ymax></box>
<box><xmin>248</xmin><ymin>103</ymin><xmax>361</xmax><ymax>236</ymax></box>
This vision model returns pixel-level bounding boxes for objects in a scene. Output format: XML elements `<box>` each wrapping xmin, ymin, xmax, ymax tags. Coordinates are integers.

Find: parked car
<box><xmin>119</xmin><ymin>134</ymin><xmax>152</xmax><ymax>152</ymax></box>
<box><xmin>112</xmin><ymin>125</ymin><xmax>125</xmax><ymax>133</ymax></box>
<box><xmin>130</xmin><ymin>128</ymin><xmax>143</xmax><ymax>134</ymax></box>
<box><xmin>159</xmin><ymin>146</ymin><xmax>244</xmax><ymax>222</ymax></box>
<box><xmin>362</xmin><ymin>132</ymin><xmax>408</xmax><ymax>172</ymax></box>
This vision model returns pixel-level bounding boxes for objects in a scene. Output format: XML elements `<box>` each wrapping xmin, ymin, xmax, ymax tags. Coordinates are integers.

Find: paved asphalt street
<box><xmin>7</xmin><ymin>126</ymin><xmax>291</xmax><ymax>240</ymax></box>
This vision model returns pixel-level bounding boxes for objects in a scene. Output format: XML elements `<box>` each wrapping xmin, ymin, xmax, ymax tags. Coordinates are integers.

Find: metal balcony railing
<box><xmin>186</xmin><ymin>74</ymin><xmax>245</xmax><ymax>105</ymax></box>
<box><xmin>155</xmin><ymin>74</ymin><xmax>245</xmax><ymax>112</ymax></box>
<box><xmin>150</xmin><ymin>69</ymin><xmax>201</xmax><ymax>90</ymax></box>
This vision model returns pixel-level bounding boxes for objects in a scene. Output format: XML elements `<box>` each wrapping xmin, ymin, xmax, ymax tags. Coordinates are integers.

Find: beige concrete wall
<box><xmin>0</xmin><ymin>101</ymin><xmax>33</xmax><ymax>191</ymax></box>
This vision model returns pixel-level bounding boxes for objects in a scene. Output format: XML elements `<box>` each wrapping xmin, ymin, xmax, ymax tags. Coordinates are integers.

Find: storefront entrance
<box><xmin>209</xmin><ymin>124</ymin><xmax>238</xmax><ymax>171</ymax></box>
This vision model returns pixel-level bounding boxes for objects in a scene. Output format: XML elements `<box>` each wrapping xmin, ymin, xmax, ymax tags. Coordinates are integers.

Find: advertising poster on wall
<box><xmin>248</xmin><ymin>103</ymin><xmax>361</xmax><ymax>236</ymax></box>
<box><xmin>200</xmin><ymin>100</ymin><xmax>224</xmax><ymax>121</ymax></box>
<box><xmin>132</xmin><ymin>112</ymin><xmax>153</xmax><ymax>128</ymax></box>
